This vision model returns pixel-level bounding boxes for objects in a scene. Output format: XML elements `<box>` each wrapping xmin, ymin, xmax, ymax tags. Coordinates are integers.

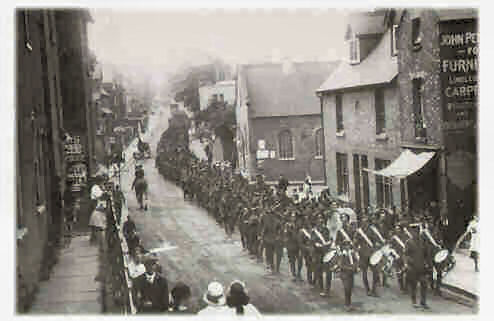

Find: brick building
<box><xmin>16</xmin><ymin>9</ymin><xmax>94</xmax><ymax>312</ymax></box>
<box><xmin>317</xmin><ymin>11</ymin><xmax>402</xmax><ymax>214</ymax></box>
<box><xmin>236</xmin><ymin>61</ymin><xmax>338</xmax><ymax>185</ymax></box>
<box><xmin>386</xmin><ymin>8</ymin><xmax>478</xmax><ymax>247</ymax></box>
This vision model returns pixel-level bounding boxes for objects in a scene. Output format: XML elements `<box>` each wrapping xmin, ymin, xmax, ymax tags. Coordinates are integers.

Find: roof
<box><xmin>346</xmin><ymin>11</ymin><xmax>386</xmax><ymax>38</ymax></box>
<box><xmin>244</xmin><ymin>61</ymin><xmax>339</xmax><ymax>118</ymax></box>
<box><xmin>436</xmin><ymin>8</ymin><xmax>477</xmax><ymax>21</ymax></box>
<box><xmin>317</xmin><ymin>29</ymin><xmax>397</xmax><ymax>93</ymax></box>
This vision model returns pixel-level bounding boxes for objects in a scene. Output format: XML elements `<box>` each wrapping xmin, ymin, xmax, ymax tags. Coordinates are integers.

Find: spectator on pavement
<box><xmin>226</xmin><ymin>280</ymin><xmax>261</xmax><ymax>317</ymax></box>
<box><xmin>197</xmin><ymin>281</ymin><xmax>231</xmax><ymax>315</ymax></box>
<box><xmin>128</xmin><ymin>245</ymin><xmax>146</xmax><ymax>279</ymax></box>
<box><xmin>88</xmin><ymin>202</ymin><xmax>107</xmax><ymax>248</ymax></box>
<box><xmin>133</xmin><ymin>256</ymin><xmax>169</xmax><ymax>313</ymax></box>
<box><xmin>169</xmin><ymin>282</ymin><xmax>192</xmax><ymax>313</ymax></box>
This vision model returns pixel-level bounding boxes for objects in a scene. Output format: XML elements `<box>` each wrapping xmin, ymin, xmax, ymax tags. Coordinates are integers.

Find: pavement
<box><xmin>442</xmin><ymin>248</ymin><xmax>479</xmax><ymax>299</ymax></box>
<box><xmin>29</xmin><ymin>235</ymin><xmax>102</xmax><ymax>314</ymax></box>
<box><xmin>118</xmin><ymin>103</ymin><xmax>478</xmax><ymax>315</ymax></box>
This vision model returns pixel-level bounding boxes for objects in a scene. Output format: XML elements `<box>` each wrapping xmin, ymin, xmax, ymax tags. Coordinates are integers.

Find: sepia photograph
<box><xmin>14</xmin><ymin>4</ymin><xmax>479</xmax><ymax>316</ymax></box>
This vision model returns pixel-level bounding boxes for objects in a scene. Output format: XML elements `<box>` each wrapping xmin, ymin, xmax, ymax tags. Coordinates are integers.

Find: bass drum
<box><xmin>323</xmin><ymin>249</ymin><xmax>340</xmax><ymax>272</ymax></box>
<box><xmin>370</xmin><ymin>250</ymin><xmax>383</xmax><ymax>266</ymax></box>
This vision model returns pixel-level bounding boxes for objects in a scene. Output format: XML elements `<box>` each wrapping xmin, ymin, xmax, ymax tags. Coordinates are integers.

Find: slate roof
<box><xmin>244</xmin><ymin>61</ymin><xmax>339</xmax><ymax>118</ymax></box>
<box><xmin>346</xmin><ymin>11</ymin><xmax>386</xmax><ymax>38</ymax></box>
<box><xmin>317</xmin><ymin>29</ymin><xmax>397</xmax><ymax>93</ymax></box>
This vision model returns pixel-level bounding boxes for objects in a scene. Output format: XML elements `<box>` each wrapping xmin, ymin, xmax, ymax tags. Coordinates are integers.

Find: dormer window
<box><xmin>348</xmin><ymin>37</ymin><xmax>360</xmax><ymax>64</ymax></box>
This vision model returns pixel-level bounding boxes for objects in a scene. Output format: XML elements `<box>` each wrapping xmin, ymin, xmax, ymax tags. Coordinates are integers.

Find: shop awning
<box><xmin>363</xmin><ymin>149</ymin><xmax>435</xmax><ymax>178</ymax></box>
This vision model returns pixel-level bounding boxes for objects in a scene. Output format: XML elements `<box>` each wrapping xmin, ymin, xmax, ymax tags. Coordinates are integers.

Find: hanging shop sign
<box><xmin>439</xmin><ymin>19</ymin><xmax>478</xmax><ymax>128</ymax></box>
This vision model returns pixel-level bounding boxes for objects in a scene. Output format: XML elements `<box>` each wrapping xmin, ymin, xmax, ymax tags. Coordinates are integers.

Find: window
<box><xmin>391</xmin><ymin>24</ymin><xmax>399</xmax><ymax>56</ymax></box>
<box><xmin>336</xmin><ymin>94</ymin><xmax>344</xmax><ymax>133</ymax></box>
<box><xmin>315</xmin><ymin>128</ymin><xmax>323</xmax><ymax>158</ymax></box>
<box><xmin>412</xmin><ymin>18</ymin><xmax>422</xmax><ymax>48</ymax></box>
<box><xmin>278</xmin><ymin>130</ymin><xmax>294</xmax><ymax>159</ymax></box>
<box><xmin>413</xmin><ymin>78</ymin><xmax>426</xmax><ymax>138</ymax></box>
<box><xmin>23</xmin><ymin>11</ymin><xmax>32</xmax><ymax>51</ymax></box>
<box><xmin>336</xmin><ymin>152</ymin><xmax>349</xmax><ymax>195</ymax></box>
<box><xmin>375</xmin><ymin>159</ymin><xmax>393</xmax><ymax>209</ymax></box>
<box><xmin>361</xmin><ymin>155</ymin><xmax>370</xmax><ymax>210</ymax></box>
<box><xmin>353</xmin><ymin>154</ymin><xmax>362</xmax><ymax>213</ymax></box>
<box><xmin>348</xmin><ymin>37</ymin><xmax>360</xmax><ymax>64</ymax></box>
<box><xmin>375</xmin><ymin>88</ymin><xmax>386</xmax><ymax>135</ymax></box>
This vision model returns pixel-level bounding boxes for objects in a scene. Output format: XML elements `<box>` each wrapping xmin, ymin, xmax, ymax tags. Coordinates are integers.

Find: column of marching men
<box><xmin>153</xmin><ymin>146</ymin><xmax>455</xmax><ymax>312</ymax></box>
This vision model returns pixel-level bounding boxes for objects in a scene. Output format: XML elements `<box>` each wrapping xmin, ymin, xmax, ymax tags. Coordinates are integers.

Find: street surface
<box><xmin>119</xmin><ymin>104</ymin><xmax>477</xmax><ymax>314</ymax></box>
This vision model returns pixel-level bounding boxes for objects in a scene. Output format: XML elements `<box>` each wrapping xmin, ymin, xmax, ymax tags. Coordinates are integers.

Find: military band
<box><xmin>154</xmin><ymin>145</ymin><xmax>454</xmax><ymax>311</ymax></box>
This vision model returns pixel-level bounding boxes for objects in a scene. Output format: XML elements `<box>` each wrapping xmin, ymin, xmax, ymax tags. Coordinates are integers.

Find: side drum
<box><xmin>323</xmin><ymin>249</ymin><xmax>340</xmax><ymax>272</ymax></box>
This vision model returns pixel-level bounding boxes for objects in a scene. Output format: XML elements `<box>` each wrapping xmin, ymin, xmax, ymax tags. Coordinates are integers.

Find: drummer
<box><xmin>312</xmin><ymin>214</ymin><xmax>332</xmax><ymax>297</ymax></box>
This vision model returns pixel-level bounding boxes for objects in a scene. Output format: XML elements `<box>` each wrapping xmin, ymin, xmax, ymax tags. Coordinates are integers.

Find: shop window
<box><xmin>361</xmin><ymin>155</ymin><xmax>370</xmax><ymax>210</ymax></box>
<box><xmin>278</xmin><ymin>130</ymin><xmax>294</xmax><ymax>160</ymax></box>
<box><xmin>336</xmin><ymin>152</ymin><xmax>349</xmax><ymax>195</ymax></box>
<box><xmin>375</xmin><ymin>159</ymin><xmax>393</xmax><ymax>209</ymax></box>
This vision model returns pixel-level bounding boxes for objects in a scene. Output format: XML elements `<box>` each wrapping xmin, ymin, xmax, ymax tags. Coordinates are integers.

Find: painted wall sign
<box><xmin>439</xmin><ymin>19</ymin><xmax>478</xmax><ymax>125</ymax></box>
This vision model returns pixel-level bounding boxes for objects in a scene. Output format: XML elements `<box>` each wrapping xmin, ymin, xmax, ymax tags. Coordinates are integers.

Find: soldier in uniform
<box><xmin>404</xmin><ymin>224</ymin><xmax>430</xmax><ymax>309</ymax></box>
<box><xmin>312</xmin><ymin>215</ymin><xmax>332</xmax><ymax>297</ymax></box>
<box><xmin>261</xmin><ymin>211</ymin><xmax>276</xmax><ymax>272</ymax></box>
<box><xmin>354</xmin><ymin>217</ymin><xmax>379</xmax><ymax>297</ymax></box>
<box><xmin>247</xmin><ymin>210</ymin><xmax>260</xmax><ymax>257</ymax></box>
<box><xmin>239</xmin><ymin>207</ymin><xmax>250</xmax><ymax>250</ymax></box>
<box><xmin>273</xmin><ymin>213</ymin><xmax>285</xmax><ymax>274</ymax></box>
<box><xmin>299</xmin><ymin>217</ymin><xmax>314</xmax><ymax>285</ymax></box>
<box><xmin>338</xmin><ymin>238</ymin><xmax>359</xmax><ymax>311</ymax></box>
<box><xmin>284</xmin><ymin>212</ymin><xmax>301</xmax><ymax>281</ymax></box>
<box><xmin>389</xmin><ymin>222</ymin><xmax>412</xmax><ymax>293</ymax></box>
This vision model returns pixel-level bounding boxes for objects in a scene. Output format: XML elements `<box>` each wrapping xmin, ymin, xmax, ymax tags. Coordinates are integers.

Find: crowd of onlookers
<box><xmin>121</xmin><ymin>214</ymin><xmax>261</xmax><ymax>316</ymax></box>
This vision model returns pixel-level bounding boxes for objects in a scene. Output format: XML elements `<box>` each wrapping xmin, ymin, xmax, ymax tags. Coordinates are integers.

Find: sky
<box><xmin>87</xmin><ymin>9</ymin><xmax>350</xmax><ymax>80</ymax></box>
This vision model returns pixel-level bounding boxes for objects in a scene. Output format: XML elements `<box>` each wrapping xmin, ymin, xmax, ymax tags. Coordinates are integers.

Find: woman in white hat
<box><xmin>197</xmin><ymin>281</ymin><xmax>231</xmax><ymax>315</ymax></box>
<box><xmin>226</xmin><ymin>280</ymin><xmax>261</xmax><ymax>317</ymax></box>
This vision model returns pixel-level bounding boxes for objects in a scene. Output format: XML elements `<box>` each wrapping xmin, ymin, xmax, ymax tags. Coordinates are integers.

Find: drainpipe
<box><xmin>318</xmin><ymin>93</ymin><xmax>327</xmax><ymax>187</ymax></box>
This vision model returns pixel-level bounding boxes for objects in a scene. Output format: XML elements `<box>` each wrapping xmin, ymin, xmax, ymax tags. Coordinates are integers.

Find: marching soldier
<box><xmin>262</xmin><ymin>212</ymin><xmax>277</xmax><ymax>272</ymax></box>
<box><xmin>312</xmin><ymin>215</ymin><xmax>332</xmax><ymax>297</ymax></box>
<box><xmin>404</xmin><ymin>224</ymin><xmax>430</xmax><ymax>309</ymax></box>
<box><xmin>354</xmin><ymin>217</ymin><xmax>379</xmax><ymax>297</ymax></box>
<box><xmin>238</xmin><ymin>207</ymin><xmax>250</xmax><ymax>250</ymax></box>
<box><xmin>247</xmin><ymin>210</ymin><xmax>260</xmax><ymax>257</ymax></box>
<box><xmin>299</xmin><ymin>218</ymin><xmax>314</xmax><ymax>285</ymax></box>
<box><xmin>284</xmin><ymin>212</ymin><xmax>302</xmax><ymax>281</ymax></box>
<box><xmin>273</xmin><ymin>213</ymin><xmax>285</xmax><ymax>274</ymax></box>
<box><xmin>389</xmin><ymin>222</ymin><xmax>412</xmax><ymax>293</ymax></box>
<box><xmin>338</xmin><ymin>238</ymin><xmax>359</xmax><ymax>312</ymax></box>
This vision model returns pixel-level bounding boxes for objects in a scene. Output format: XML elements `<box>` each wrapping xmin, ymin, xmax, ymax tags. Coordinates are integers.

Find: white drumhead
<box><xmin>323</xmin><ymin>250</ymin><xmax>337</xmax><ymax>263</ymax></box>
<box><xmin>434</xmin><ymin>249</ymin><xmax>449</xmax><ymax>263</ymax></box>
<box><xmin>370</xmin><ymin>251</ymin><xmax>383</xmax><ymax>266</ymax></box>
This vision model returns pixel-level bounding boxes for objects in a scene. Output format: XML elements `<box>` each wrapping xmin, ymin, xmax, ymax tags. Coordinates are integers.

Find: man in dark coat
<box><xmin>404</xmin><ymin>226</ymin><xmax>431</xmax><ymax>309</ymax></box>
<box><xmin>133</xmin><ymin>256</ymin><xmax>169</xmax><ymax>313</ymax></box>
